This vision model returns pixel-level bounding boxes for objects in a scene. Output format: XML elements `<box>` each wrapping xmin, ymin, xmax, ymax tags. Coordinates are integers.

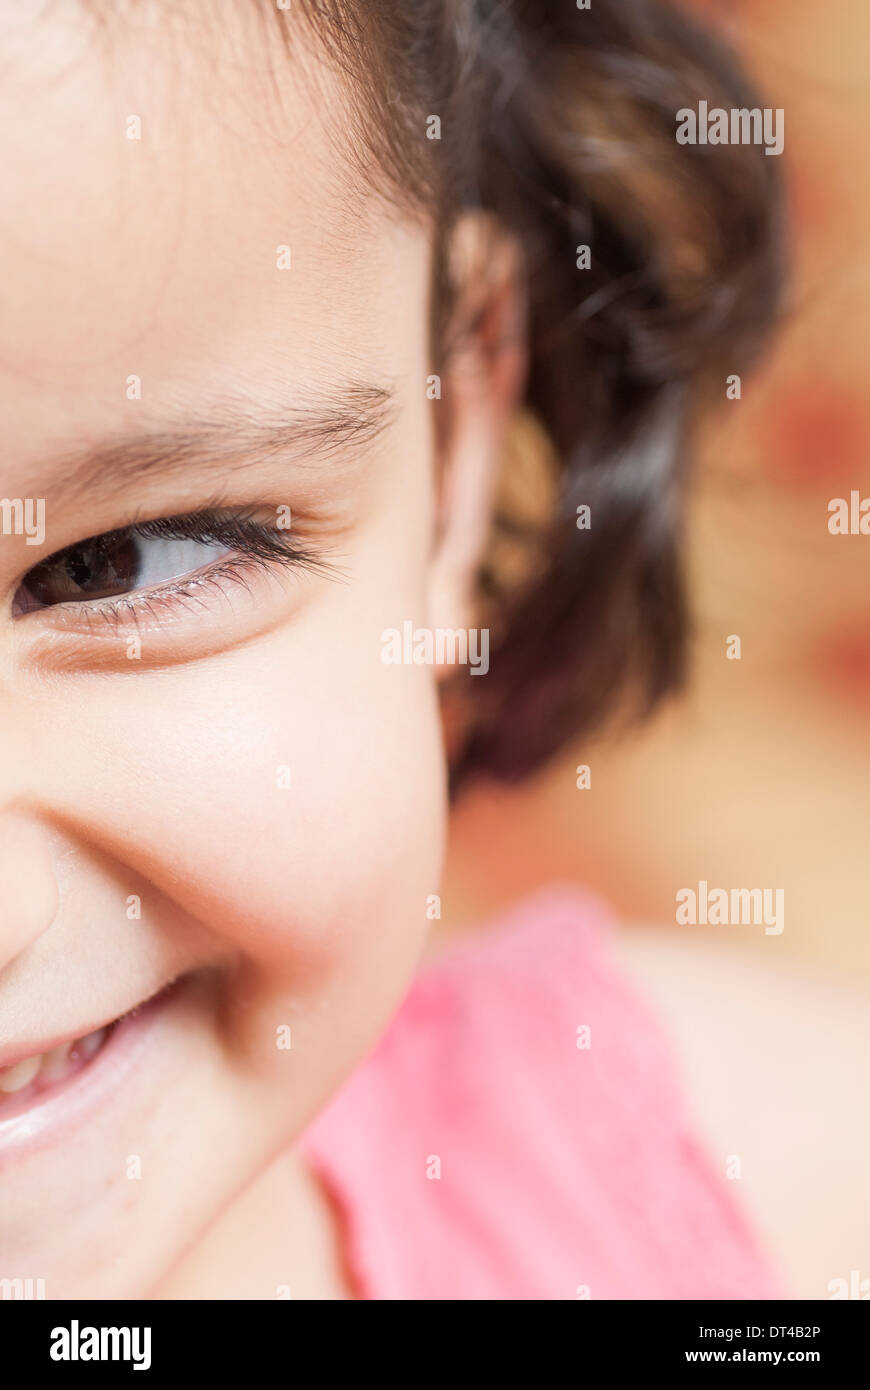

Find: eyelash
<box><xmin>19</xmin><ymin>507</ymin><xmax>336</xmax><ymax>635</ymax></box>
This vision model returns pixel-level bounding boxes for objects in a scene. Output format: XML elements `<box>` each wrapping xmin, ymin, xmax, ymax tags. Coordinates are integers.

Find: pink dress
<box><xmin>300</xmin><ymin>885</ymin><xmax>780</xmax><ymax>1299</ymax></box>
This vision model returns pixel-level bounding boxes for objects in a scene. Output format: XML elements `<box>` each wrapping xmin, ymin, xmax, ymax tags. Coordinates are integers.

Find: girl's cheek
<box><xmin>38</xmin><ymin>594</ymin><xmax>445</xmax><ymax>996</ymax></box>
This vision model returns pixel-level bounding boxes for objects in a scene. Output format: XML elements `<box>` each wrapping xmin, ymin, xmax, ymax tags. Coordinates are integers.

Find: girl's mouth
<box><xmin>0</xmin><ymin>1021</ymin><xmax>115</xmax><ymax>1121</ymax></box>
<box><xmin>0</xmin><ymin>980</ymin><xmax>182</xmax><ymax>1161</ymax></box>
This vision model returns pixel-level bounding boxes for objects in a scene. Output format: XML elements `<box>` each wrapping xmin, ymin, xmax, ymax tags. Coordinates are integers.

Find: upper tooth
<box><xmin>39</xmin><ymin>1043</ymin><xmax>73</xmax><ymax>1082</ymax></box>
<box><xmin>0</xmin><ymin>1054</ymin><xmax>41</xmax><ymax>1094</ymax></box>
<box><xmin>77</xmin><ymin>1028</ymin><xmax>106</xmax><ymax>1061</ymax></box>
<box><xmin>0</xmin><ymin>1027</ymin><xmax>108</xmax><ymax>1097</ymax></box>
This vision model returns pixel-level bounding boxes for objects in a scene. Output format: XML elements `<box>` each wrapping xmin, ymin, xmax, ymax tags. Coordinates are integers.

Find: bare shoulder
<box><xmin>610</xmin><ymin>927</ymin><xmax>870</xmax><ymax>1300</ymax></box>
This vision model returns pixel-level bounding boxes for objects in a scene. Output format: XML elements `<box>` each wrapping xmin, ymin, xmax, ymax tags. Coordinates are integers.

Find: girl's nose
<box><xmin>0</xmin><ymin>815</ymin><xmax>59</xmax><ymax>968</ymax></box>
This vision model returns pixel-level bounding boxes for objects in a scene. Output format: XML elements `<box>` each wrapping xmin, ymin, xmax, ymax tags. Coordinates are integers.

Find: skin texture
<box><xmin>0</xmin><ymin>4</ymin><xmax>522</xmax><ymax>1296</ymax></box>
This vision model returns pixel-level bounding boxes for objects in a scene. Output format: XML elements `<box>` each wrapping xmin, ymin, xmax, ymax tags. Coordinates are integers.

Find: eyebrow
<box><xmin>49</xmin><ymin>381</ymin><xmax>396</xmax><ymax>504</ymax></box>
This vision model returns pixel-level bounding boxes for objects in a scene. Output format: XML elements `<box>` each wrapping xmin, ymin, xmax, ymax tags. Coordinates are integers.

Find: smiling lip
<box><xmin>0</xmin><ymin>980</ymin><xmax>180</xmax><ymax>1167</ymax></box>
<box><xmin>0</xmin><ymin>980</ymin><xmax>176</xmax><ymax>1072</ymax></box>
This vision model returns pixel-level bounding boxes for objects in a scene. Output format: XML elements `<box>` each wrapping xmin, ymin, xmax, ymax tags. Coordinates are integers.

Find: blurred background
<box><xmin>444</xmin><ymin>0</ymin><xmax>870</xmax><ymax>978</ymax></box>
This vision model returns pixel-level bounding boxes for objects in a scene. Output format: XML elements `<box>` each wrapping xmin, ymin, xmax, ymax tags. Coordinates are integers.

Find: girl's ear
<box><xmin>426</xmin><ymin>212</ymin><xmax>528</xmax><ymax>658</ymax></box>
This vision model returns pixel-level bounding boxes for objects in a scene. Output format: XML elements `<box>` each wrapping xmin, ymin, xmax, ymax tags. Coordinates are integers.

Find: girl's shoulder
<box><xmin>300</xmin><ymin>885</ymin><xmax>781</xmax><ymax>1300</ymax></box>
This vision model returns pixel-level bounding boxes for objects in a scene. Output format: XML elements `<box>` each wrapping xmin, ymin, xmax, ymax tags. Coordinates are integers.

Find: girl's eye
<box><xmin>9</xmin><ymin>508</ymin><xmax>332</xmax><ymax>640</ymax></box>
<box><xmin>13</xmin><ymin>530</ymin><xmax>231</xmax><ymax>614</ymax></box>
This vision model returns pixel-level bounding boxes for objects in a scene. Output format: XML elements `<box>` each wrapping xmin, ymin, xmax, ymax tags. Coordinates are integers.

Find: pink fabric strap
<box><xmin>301</xmin><ymin>886</ymin><xmax>780</xmax><ymax>1300</ymax></box>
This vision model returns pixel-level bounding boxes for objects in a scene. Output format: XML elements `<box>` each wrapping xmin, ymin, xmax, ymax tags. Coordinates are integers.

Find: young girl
<box><xmin>0</xmin><ymin>0</ymin><xmax>807</xmax><ymax>1299</ymax></box>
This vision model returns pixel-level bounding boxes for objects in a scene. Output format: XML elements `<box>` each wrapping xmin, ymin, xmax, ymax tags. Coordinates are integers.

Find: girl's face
<box><xmin>0</xmin><ymin>7</ymin><xmax>509</xmax><ymax>1295</ymax></box>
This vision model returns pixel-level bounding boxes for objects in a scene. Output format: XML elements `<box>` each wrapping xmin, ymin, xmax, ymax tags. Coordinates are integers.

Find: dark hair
<box><xmin>295</xmin><ymin>0</ymin><xmax>785</xmax><ymax>787</ymax></box>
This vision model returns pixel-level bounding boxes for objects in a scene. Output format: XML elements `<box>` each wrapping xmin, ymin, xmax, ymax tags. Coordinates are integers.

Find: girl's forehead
<box><xmin>0</xmin><ymin>2</ymin><xmax>367</xmax><ymax>329</ymax></box>
<box><xmin>0</xmin><ymin>2</ymin><xmax>428</xmax><ymax>492</ymax></box>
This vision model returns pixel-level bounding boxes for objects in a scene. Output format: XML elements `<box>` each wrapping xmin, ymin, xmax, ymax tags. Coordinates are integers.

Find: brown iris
<box><xmin>20</xmin><ymin>532</ymin><xmax>141</xmax><ymax>607</ymax></box>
